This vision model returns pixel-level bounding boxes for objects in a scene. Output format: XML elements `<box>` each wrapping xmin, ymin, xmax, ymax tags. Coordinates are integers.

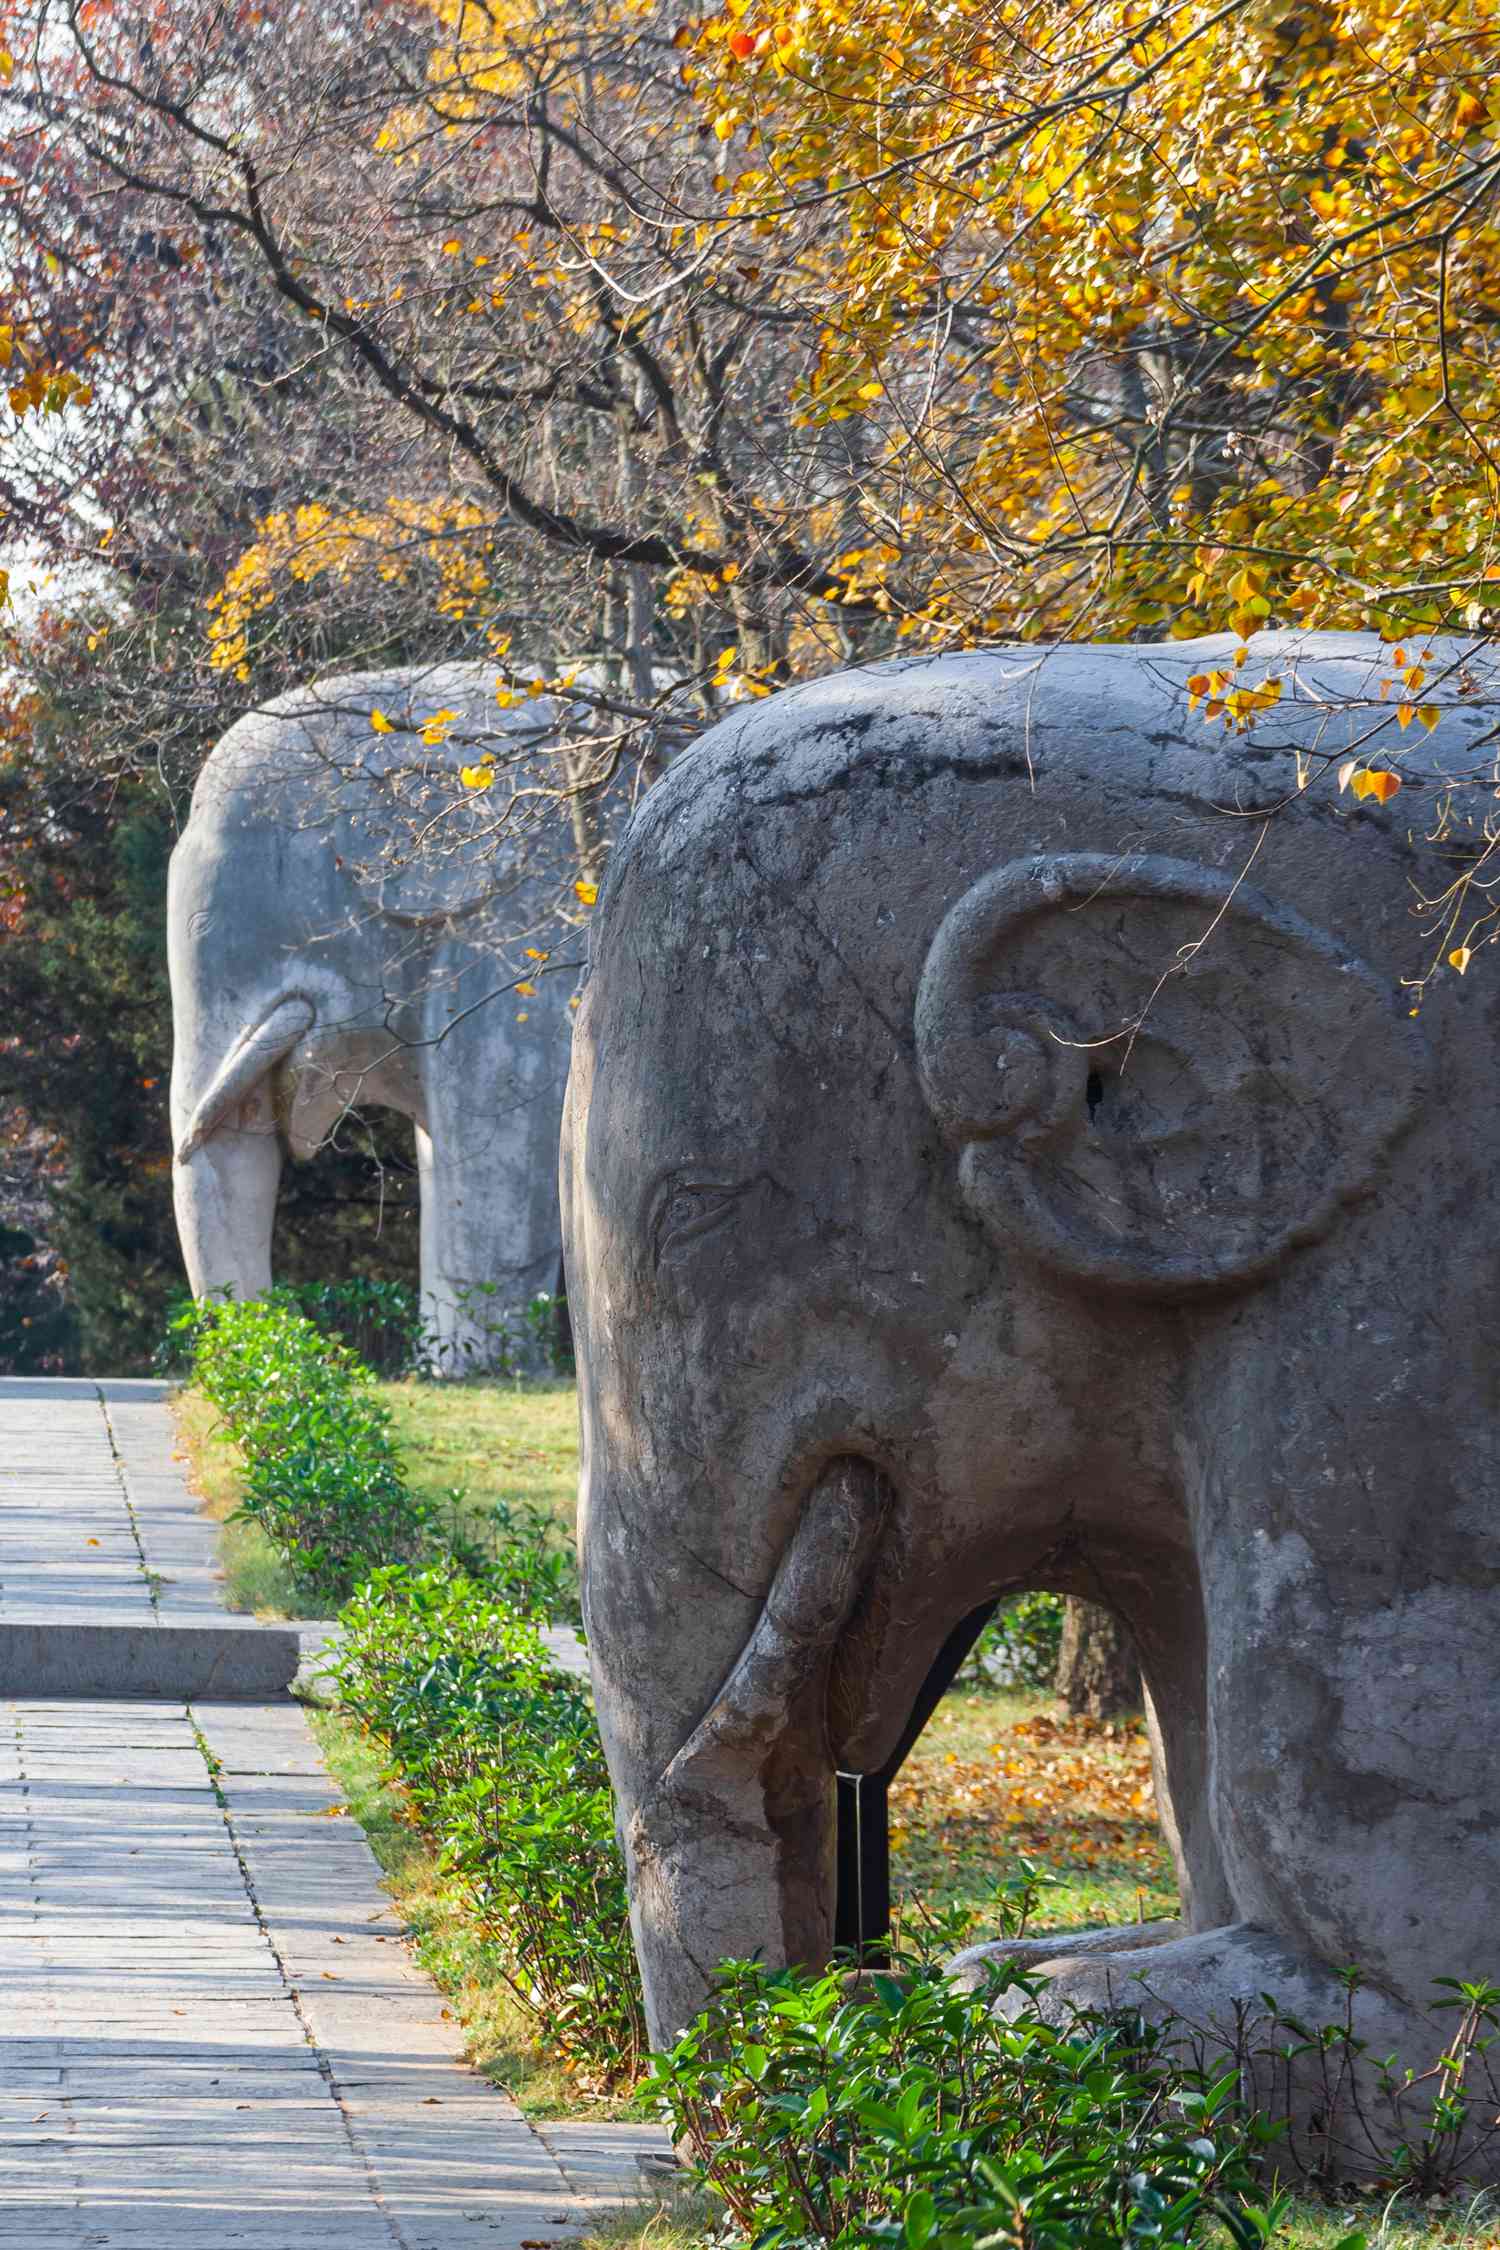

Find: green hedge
<box><xmin>330</xmin><ymin>1565</ymin><xmax>646</xmax><ymax>2088</ymax></box>
<box><xmin>184</xmin><ymin>1296</ymin><xmax>433</xmax><ymax>1605</ymax></box>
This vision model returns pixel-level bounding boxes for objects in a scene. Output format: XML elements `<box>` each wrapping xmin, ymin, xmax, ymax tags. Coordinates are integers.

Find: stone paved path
<box><xmin>0</xmin><ymin>1379</ymin><xmax>667</xmax><ymax>2247</ymax></box>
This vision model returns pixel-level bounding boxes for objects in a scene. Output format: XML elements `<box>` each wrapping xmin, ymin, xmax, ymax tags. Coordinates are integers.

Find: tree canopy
<box><xmin>4</xmin><ymin>0</ymin><xmax>1500</xmax><ymax>1361</ymax></box>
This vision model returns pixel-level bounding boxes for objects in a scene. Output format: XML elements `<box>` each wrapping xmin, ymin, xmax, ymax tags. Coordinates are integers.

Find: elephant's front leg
<box><xmin>592</xmin><ymin>1457</ymin><xmax>890</xmax><ymax>2050</ymax></box>
<box><xmin>972</xmin><ymin>1371</ymin><xmax>1498</xmax><ymax>2179</ymax></box>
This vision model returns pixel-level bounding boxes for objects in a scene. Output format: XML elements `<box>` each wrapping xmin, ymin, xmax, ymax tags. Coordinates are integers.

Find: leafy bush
<box><xmin>166</xmin><ymin>1277</ymin><xmax>573</xmax><ymax>1381</ymax></box>
<box><xmin>184</xmin><ymin>1295</ymin><xmax>433</xmax><ymax>1603</ymax></box>
<box><xmin>459</xmin><ymin>1490</ymin><xmax>582</xmax><ymax>1626</ymax></box>
<box><xmin>649</xmin><ymin>1948</ymin><xmax>1283</xmax><ymax>2250</ymax></box>
<box><xmin>286</xmin><ymin>1276</ymin><xmax>424</xmax><ymax>1376</ymax></box>
<box><xmin>966</xmin><ymin>1592</ymin><xmax>1067</xmax><ymax>1690</ymax></box>
<box><xmin>440</xmin><ymin>1283</ymin><xmax>575</xmax><ymax>1379</ymax></box>
<box><xmin>330</xmin><ymin>1565</ymin><xmax>644</xmax><ymax>2087</ymax></box>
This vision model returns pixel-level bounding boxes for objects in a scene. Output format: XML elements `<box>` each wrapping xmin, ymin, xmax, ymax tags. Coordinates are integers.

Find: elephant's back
<box><xmin>184</xmin><ymin>662</ymin><xmax>511</xmax><ymax>813</ymax></box>
<box><xmin>175</xmin><ymin>661</ymin><xmax>592</xmax><ymax>930</ymax></box>
<box><xmin>621</xmin><ymin>632</ymin><xmax>1499</xmax><ymax>841</ymax></box>
<box><xmin>589</xmin><ymin>630</ymin><xmax>1500</xmax><ymax>1038</ymax></box>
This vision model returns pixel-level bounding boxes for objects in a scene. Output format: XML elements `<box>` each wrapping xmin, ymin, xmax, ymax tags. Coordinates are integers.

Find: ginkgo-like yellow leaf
<box><xmin>1450</xmin><ymin>946</ymin><xmax>1473</xmax><ymax>974</ymax></box>
<box><xmin>370</xmin><ymin>709</ymin><xmax>394</xmax><ymax>733</ymax></box>
<box><xmin>515</xmin><ymin>980</ymin><xmax>537</xmax><ymax>997</ymax></box>
<box><xmin>459</xmin><ymin>763</ymin><xmax>494</xmax><ymax>791</ymax></box>
<box><xmin>574</xmin><ymin>878</ymin><xmax>599</xmax><ymax>905</ymax></box>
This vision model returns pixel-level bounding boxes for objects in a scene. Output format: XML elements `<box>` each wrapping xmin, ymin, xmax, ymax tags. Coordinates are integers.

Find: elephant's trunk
<box><xmin>169</xmin><ymin>987</ymin><xmax>312</xmax><ymax>1305</ymax></box>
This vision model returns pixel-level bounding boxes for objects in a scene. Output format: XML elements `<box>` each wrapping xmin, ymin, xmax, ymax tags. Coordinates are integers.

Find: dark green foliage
<box><xmin>965</xmin><ymin>1592</ymin><xmax>1067</xmax><ymax>1690</ymax></box>
<box><xmin>331</xmin><ymin>1565</ymin><xmax>645</xmax><ymax>2086</ymax></box>
<box><xmin>0</xmin><ymin>1218</ymin><xmax>77</xmax><ymax>1373</ymax></box>
<box><xmin>290</xmin><ymin>1276</ymin><xmax>423</xmax><ymax>1375</ymax></box>
<box><xmin>649</xmin><ymin>1949</ymin><xmax>1284</xmax><ymax>2250</ymax></box>
<box><xmin>170</xmin><ymin>1276</ymin><xmax>427</xmax><ymax>1380</ymax></box>
<box><xmin>458</xmin><ymin>1490</ymin><xmax>582</xmax><ymax>1626</ymax></box>
<box><xmin>0</xmin><ymin>772</ymin><xmax>184</xmax><ymax>1371</ymax></box>
<box><xmin>185</xmin><ymin>1296</ymin><xmax>432</xmax><ymax>1603</ymax></box>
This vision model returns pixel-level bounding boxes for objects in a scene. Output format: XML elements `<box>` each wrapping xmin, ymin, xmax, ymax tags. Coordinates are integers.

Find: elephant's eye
<box><xmin>654</xmin><ymin>1179</ymin><xmax>747</xmax><ymax>1263</ymax></box>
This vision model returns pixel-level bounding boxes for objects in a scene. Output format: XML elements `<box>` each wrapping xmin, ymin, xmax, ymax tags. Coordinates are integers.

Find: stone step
<box><xmin>0</xmin><ymin>1615</ymin><xmax>334</xmax><ymax>1701</ymax></box>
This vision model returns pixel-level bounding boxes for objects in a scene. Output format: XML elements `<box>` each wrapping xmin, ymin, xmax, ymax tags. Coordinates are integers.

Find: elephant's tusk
<box><xmin>175</xmin><ymin>995</ymin><xmax>316</xmax><ymax>1162</ymax></box>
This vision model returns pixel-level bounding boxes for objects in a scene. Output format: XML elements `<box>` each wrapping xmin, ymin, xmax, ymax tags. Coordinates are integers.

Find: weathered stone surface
<box><xmin>0</xmin><ymin>1617</ymin><xmax>301</xmax><ymax>1699</ymax></box>
<box><xmin>167</xmin><ymin>663</ymin><xmax>584</xmax><ymax>1368</ymax></box>
<box><xmin>563</xmin><ymin>630</ymin><xmax>1500</xmax><ymax>2173</ymax></box>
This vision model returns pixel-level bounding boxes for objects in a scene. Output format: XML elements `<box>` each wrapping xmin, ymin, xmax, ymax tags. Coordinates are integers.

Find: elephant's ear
<box><xmin>914</xmin><ymin>853</ymin><xmax>1427</xmax><ymax>1295</ymax></box>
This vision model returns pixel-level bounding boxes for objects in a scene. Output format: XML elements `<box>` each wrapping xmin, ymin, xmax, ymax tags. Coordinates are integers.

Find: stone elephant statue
<box><xmin>170</xmin><ymin>662</ymin><xmax>586</xmax><ymax>1367</ymax></box>
<box><xmin>563</xmin><ymin>630</ymin><xmax>1500</xmax><ymax>2167</ymax></box>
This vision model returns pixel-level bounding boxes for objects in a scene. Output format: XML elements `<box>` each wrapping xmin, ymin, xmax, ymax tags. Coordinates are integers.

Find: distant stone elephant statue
<box><xmin>170</xmin><ymin>662</ymin><xmax>586</xmax><ymax>1368</ymax></box>
<box><xmin>563</xmin><ymin>631</ymin><xmax>1500</xmax><ymax>2170</ymax></box>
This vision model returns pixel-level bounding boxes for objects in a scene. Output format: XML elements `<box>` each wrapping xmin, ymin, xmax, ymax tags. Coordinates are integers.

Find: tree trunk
<box><xmin>1055</xmin><ymin>1598</ymin><xmax>1140</xmax><ymax>1720</ymax></box>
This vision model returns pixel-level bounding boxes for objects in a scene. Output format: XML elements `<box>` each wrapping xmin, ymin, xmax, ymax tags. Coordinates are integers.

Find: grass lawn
<box><xmin>379</xmin><ymin>1374</ymin><xmax>578</xmax><ymax>1537</ymax></box>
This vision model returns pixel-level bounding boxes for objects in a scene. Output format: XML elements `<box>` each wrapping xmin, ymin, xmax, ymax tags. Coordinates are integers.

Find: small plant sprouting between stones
<box><xmin>329</xmin><ymin>1566</ymin><xmax>646</xmax><ymax>2090</ymax></box>
<box><xmin>1251</xmin><ymin>1969</ymin><xmax>1500</xmax><ymax>2197</ymax></box>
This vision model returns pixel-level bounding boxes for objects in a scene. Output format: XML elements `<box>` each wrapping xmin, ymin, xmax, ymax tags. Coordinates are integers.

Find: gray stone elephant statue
<box><xmin>170</xmin><ymin>662</ymin><xmax>585</xmax><ymax>1367</ymax></box>
<box><xmin>563</xmin><ymin>630</ymin><xmax>1500</xmax><ymax>2167</ymax></box>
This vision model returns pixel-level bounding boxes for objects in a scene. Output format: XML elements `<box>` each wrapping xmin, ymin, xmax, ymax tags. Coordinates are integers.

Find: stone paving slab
<box><xmin>0</xmin><ymin>1694</ymin><xmax>668</xmax><ymax>2243</ymax></box>
<box><xmin>0</xmin><ymin>1383</ymin><xmax>671</xmax><ymax>2242</ymax></box>
<box><xmin>0</xmin><ymin>1380</ymin><xmax>339</xmax><ymax>1694</ymax></box>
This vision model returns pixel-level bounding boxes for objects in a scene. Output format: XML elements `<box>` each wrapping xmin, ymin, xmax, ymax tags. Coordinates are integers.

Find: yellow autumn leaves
<box><xmin>207</xmin><ymin>500</ymin><xmax>493</xmax><ymax>677</ymax></box>
<box><xmin>692</xmin><ymin>0</ymin><xmax>1500</xmax><ymax>657</ymax></box>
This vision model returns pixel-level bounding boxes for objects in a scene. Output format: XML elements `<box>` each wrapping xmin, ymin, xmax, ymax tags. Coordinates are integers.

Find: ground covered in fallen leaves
<box><xmin>890</xmin><ymin>1686</ymin><xmax>1179</xmax><ymax>1936</ymax></box>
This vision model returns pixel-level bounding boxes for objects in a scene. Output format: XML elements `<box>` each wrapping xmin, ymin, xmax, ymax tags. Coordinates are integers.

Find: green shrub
<box><xmin>184</xmin><ymin>1295</ymin><xmax>433</xmax><ymax>1604</ymax></box>
<box><xmin>966</xmin><ymin>1592</ymin><xmax>1067</xmax><ymax>1690</ymax></box>
<box><xmin>330</xmin><ymin>1565</ymin><xmax>645</xmax><ymax>2088</ymax></box>
<box><xmin>649</xmin><ymin>1950</ymin><xmax>1283</xmax><ymax>2250</ymax></box>
<box><xmin>459</xmin><ymin>1491</ymin><xmax>582</xmax><ymax>1626</ymax></box>
<box><xmin>284</xmin><ymin>1276</ymin><xmax>424</xmax><ymax>1376</ymax></box>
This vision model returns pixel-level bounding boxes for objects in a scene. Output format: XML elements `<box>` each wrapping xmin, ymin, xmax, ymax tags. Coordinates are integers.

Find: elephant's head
<box><xmin>564</xmin><ymin>640</ymin><xmax>1500</xmax><ymax>2097</ymax></box>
